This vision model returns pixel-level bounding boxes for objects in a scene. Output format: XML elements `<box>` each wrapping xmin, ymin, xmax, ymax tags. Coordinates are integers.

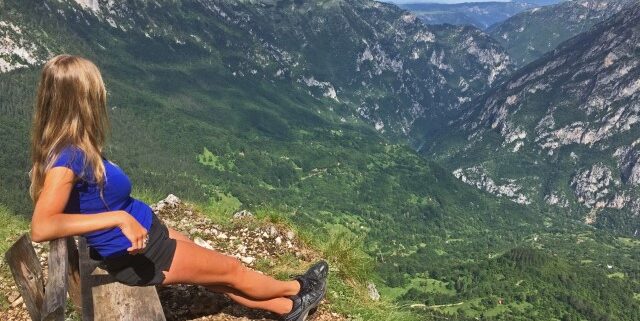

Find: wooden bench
<box><xmin>4</xmin><ymin>233</ymin><xmax>166</xmax><ymax>321</ymax></box>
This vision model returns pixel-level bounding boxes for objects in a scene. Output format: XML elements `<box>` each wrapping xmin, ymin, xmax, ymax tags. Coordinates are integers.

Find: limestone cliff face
<box><xmin>489</xmin><ymin>0</ymin><xmax>634</xmax><ymax>66</ymax></box>
<box><xmin>430</xmin><ymin>3</ymin><xmax>640</xmax><ymax>236</ymax></box>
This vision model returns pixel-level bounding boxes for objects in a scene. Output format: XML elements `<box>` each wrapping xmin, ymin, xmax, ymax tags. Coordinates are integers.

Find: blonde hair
<box><xmin>29</xmin><ymin>54</ymin><xmax>110</xmax><ymax>203</ymax></box>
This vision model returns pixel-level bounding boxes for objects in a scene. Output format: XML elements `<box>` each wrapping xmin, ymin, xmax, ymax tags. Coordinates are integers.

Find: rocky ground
<box><xmin>0</xmin><ymin>195</ymin><xmax>346</xmax><ymax>321</ymax></box>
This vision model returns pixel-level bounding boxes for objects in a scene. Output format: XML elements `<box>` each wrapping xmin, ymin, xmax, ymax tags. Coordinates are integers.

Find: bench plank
<box><xmin>4</xmin><ymin>233</ymin><xmax>45</xmax><ymax>321</ymax></box>
<box><xmin>41</xmin><ymin>237</ymin><xmax>70</xmax><ymax>321</ymax></box>
<box><xmin>67</xmin><ymin>236</ymin><xmax>82</xmax><ymax>313</ymax></box>
<box><xmin>78</xmin><ymin>237</ymin><xmax>166</xmax><ymax>321</ymax></box>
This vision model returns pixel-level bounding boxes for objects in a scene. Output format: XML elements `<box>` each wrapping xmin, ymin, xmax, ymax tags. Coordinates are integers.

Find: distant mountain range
<box><xmin>488</xmin><ymin>0</ymin><xmax>634</xmax><ymax>66</ymax></box>
<box><xmin>426</xmin><ymin>1</ymin><xmax>640</xmax><ymax>237</ymax></box>
<box><xmin>399</xmin><ymin>1</ymin><xmax>545</xmax><ymax>29</ymax></box>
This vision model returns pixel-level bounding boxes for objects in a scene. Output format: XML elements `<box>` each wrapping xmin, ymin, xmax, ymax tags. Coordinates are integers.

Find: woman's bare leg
<box><xmin>161</xmin><ymin>239</ymin><xmax>300</xmax><ymax>301</ymax></box>
<box><xmin>166</xmin><ymin>226</ymin><xmax>195</xmax><ymax>243</ymax></box>
<box><xmin>164</xmin><ymin>227</ymin><xmax>296</xmax><ymax>314</ymax></box>
<box><xmin>206</xmin><ymin>284</ymin><xmax>293</xmax><ymax>315</ymax></box>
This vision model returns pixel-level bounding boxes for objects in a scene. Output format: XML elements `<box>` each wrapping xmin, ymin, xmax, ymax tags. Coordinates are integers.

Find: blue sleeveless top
<box><xmin>49</xmin><ymin>145</ymin><xmax>153</xmax><ymax>259</ymax></box>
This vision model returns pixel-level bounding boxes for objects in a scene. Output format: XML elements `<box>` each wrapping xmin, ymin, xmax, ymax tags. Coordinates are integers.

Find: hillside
<box><xmin>0</xmin><ymin>0</ymin><xmax>511</xmax><ymax>144</ymax></box>
<box><xmin>488</xmin><ymin>0</ymin><xmax>632</xmax><ymax>66</ymax></box>
<box><xmin>417</xmin><ymin>5</ymin><xmax>640</xmax><ymax>317</ymax></box>
<box><xmin>403</xmin><ymin>246</ymin><xmax>640</xmax><ymax>320</ymax></box>
<box><xmin>400</xmin><ymin>1</ymin><xmax>540</xmax><ymax>30</ymax></box>
<box><xmin>426</xmin><ymin>2</ymin><xmax>640</xmax><ymax>237</ymax></box>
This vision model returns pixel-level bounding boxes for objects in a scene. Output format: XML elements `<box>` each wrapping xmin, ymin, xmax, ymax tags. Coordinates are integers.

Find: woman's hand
<box><xmin>117</xmin><ymin>211</ymin><xmax>149</xmax><ymax>255</ymax></box>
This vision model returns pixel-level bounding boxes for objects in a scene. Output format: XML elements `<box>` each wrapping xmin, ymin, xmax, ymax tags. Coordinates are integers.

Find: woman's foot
<box><xmin>281</xmin><ymin>260</ymin><xmax>329</xmax><ymax>321</ymax></box>
<box><xmin>294</xmin><ymin>260</ymin><xmax>329</xmax><ymax>295</ymax></box>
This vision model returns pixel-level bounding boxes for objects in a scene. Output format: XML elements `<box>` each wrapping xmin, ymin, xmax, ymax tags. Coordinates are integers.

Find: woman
<box><xmin>28</xmin><ymin>54</ymin><xmax>328</xmax><ymax>321</ymax></box>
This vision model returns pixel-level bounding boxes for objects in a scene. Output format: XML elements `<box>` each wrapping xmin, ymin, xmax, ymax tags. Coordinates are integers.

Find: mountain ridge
<box><xmin>488</xmin><ymin>0</ymin><xmax>634</xmax><ymax>66</ymax></box>
<box><xmin>427</xmin><ymin>1</ymin><xmax>640</xmax><ymax>236</ymax></box>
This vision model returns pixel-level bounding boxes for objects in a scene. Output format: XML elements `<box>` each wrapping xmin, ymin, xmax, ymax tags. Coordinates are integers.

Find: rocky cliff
<box><xmin>488</xmin><ymin>0</ymin><xmax>633</xmax><ymax>66</ymax></box>
<box><xmin>428</xmin><ymin>2</ymin><xmax>640</xmax><ymax>236</ymax></box>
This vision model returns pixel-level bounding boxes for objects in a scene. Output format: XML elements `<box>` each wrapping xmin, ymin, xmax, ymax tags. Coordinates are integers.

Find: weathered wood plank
<box><xmin>4</xmin><ymin>233</ymin><xmax>45</xmax><ymax>321</ymax></box>
<box><xmin>79</xmin><ymin>236</ymin><xmax>95</xmax><ymax>321</ymax></box>
<box><xmin>79</xmin><ymin>236</ymin><xmax>166</xmax><ymax>321</ymax></box>
<box><xmin>67</xmin><ymin>236</ymin><xmax>82</xmax><ymax>314</ymax></box>
<box><xmin>41</xmin><ymin>237</ymin><xmax>70</xmax><ymax>321</ymax></box>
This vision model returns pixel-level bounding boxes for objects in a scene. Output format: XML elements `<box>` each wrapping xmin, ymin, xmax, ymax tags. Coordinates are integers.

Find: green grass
<box><xmin>318</xmin><ymin>224</ymin><xmax>374</xmax><ymax>284</ymax></box>
<box><xmin>0</xmin><ymin>205</ymin><xmax>29</xmax><ymax>254</ymax></box>
<box><xmin>381</xmin><ymin>276</ymin><xmax>455</xmax><ymax>301</ymax></box>
<box><xmin>130</xmin><ymin>187</ymin><xmax>167</xmax><ymax>206</ymax></box>
<box><xmin>197</xmin><ymin>147</ymin><xmax>234</xmax><ymax>171</ymax></box>
<box><xmin>618</xmin><ymin>237</ymin><xmax>640</xmax><ymax>247</ymax></box>
<box><xmin>0</xmin><ymin>206</ymin><xmax>29</xmax><ymax>310</ymax></box>
<box><xmin>191</xmin><ymin>189</ymin><xmax>243</xmax><ymax>226</ymax></box>
<box><xmin>202</xmin><ymin>204</ymin><xmax>419</xmax><ymax>320</ymax></box>
<box><xmin>608</xmin><ymin>272</ymin><xmax>626</xmax><ymax>279</ymax></box>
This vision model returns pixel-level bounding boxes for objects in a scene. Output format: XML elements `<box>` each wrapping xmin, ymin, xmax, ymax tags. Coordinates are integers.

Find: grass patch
<box><xmin>318</xmin><ymin>224</ymin><xmax>374</xmax><ymax>283</ymax></box>
<box><xmin>607</xmin><ymin>272</ymin><xmax>625</xmax><ymax>279</ymax></box>
<box><xmin>224</xmin><ymin>206</ymin><xmax>416</xmax><ymax>320</ymax></box>
<box><xmin>131</xmin><ymin>187</ymin><xmax>166</xmax><ymax>206</ymax></box>
<box><xmin>197</xmin><ymin>147</ymin><xmax>234</xmax><ymax>171</ymax></box>
<box><xmin>193</xmin><ymin>190</ymin><xmax>242</xmax><ymax>225</ymax></box>
<box><xmin>618</xmin><ymin>237</ymin><xmax>640</xmax><ymax>247</ymax></box>
<box><xmin>0</xmin><ymin>205</ymin><xmax>30</xmax><ymax>311</ymax></box>
<box><xmin>380</xmin><ymin>276</ymin><xmax>455</xmax><ymax>301</ymax></box>
<box><xmin>0</xmin><ymin>205</ymin><xmax>29</xmax><ymax>254</ymax></box>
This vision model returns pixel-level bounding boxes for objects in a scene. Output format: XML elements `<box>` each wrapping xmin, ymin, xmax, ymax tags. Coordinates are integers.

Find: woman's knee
<box><xmin>163</xmin><ymin>240</ymin><xmax>245</xmax><ymax>286</ymax></box>
<box><xmin>218</xmin><ymin>256</ymin><xmax>246</xmax><ymax>287</ymax></box>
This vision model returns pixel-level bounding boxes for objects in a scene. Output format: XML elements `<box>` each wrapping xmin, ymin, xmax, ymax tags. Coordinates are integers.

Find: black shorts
<box><xmin>96</xmin><ymin>213</ymin><xmax>178</xmax><ymax>286</ymax></box>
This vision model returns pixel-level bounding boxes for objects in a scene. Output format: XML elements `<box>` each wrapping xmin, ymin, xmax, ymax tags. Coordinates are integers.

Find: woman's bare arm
<box><xmin>30</xmin><ymin>167</ymin><xmax>147</xmax><ymax>254</ymax></box>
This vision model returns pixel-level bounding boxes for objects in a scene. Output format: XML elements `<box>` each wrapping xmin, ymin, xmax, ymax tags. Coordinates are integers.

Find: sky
<box><xmin>384</xmin><ymin>0</ymin><xmax>511</xmax><ymax>3</ymax></box>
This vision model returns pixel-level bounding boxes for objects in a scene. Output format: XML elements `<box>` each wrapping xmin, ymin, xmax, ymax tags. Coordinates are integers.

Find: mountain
<box><xmin>1</xmin><ymin>0</ymin><xmax>638</xmax><ymax>319</ymax></box>
<box><xmin>0</xmin><ymin>0</ymin><xmax>512</xmax><ymax>145</ymax></box>
<box><xmin>399</xmin><ymin>1</ymin><xmax>540</xmax><ymax>30</ymax></box>
<box><xmin>426</xmin><ymin>2</ymin><xmax>640</xmax><ymax>237</ymax></box>
<box><xmin>488</xmin><ymin>0</ymin><xmax>633</xmax><ymax>66</ymax></box>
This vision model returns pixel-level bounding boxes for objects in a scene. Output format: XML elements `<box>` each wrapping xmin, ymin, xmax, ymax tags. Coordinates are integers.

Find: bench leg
<box><xmin>4</xmin><ymin>233</ymin><xmax>45</xmax><ymax>321</ymax></box>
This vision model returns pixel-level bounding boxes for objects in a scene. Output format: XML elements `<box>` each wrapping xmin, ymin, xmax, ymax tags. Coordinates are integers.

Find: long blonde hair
<box><xmin>29</xmin><ymin>54</ymin><xmax>110</xmax><ymax>203</ymax></box>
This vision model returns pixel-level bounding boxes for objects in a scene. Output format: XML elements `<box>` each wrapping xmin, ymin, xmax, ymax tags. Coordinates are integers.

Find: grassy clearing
<box><xmin>380</xmin><ymin>276</ymin><xmax>455</xmax><ymax>301</ymax></box>
<box><xmin>197</xmin><ymin>147</ymin><xmax>235</xmax><ymax>171</ymax></box>
<box><xmin>618</xmin><ymin>237</ymin><xmax>640</xmax><ymax>247</ymax></box>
